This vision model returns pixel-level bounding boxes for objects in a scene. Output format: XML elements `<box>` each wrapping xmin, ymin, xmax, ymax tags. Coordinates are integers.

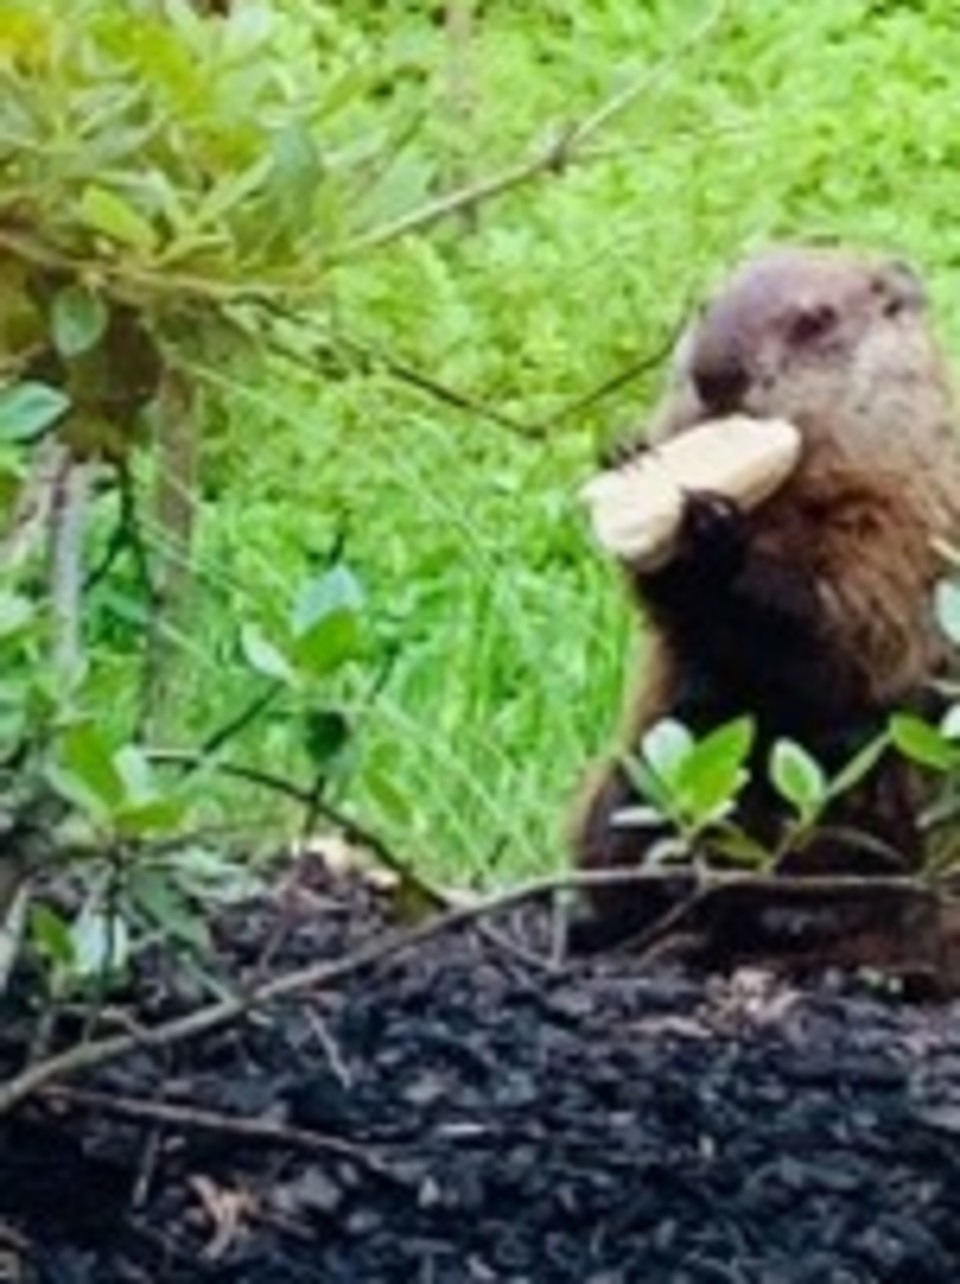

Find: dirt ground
<box><xmin>2</xmin><ymin>859</ymin><xmax>960</xmax><ymax>1283</ymax></box>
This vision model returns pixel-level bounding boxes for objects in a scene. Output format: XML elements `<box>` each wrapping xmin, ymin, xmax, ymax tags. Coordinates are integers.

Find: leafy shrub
<box><xmin>0</xmin><ymin>0</ymin><xmax>414</xmax><ymax>994</ymax></box>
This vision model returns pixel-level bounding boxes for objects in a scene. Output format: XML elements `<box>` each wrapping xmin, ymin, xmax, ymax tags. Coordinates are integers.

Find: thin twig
<box><xmin>534</xmin><ymin>324</ymin><xmax>685</xmax><ymax>436</ymax></box>
<box><xmin>149</xmin><ymin>749</ymin><xmax>312</xmax><ymax>805</ymax></box>
<box><xmin>41</xmin><ymin>1085</ymin><xmax>394</xmax><ymax>1175</ymax></box>
<box><xmin>154</xmin><ymin>745</ymin><xmax>545</xmax><ymax>974</ymax></box>
<box><xmin>152</xmin><ymin>745</ymin><xmax>547</xmax><ymax>974</ymax></box>
<box><xmin>618</xmin><ymin>880</ymin><xmax>719</xmax><ymax>964</ymax></box>
<box><xmin>132</xmin><ymin>1127</ymin><xmax>163</xmax><ymax>1210</ymax></box>
<box><xmin>149</xmin><ymin>746</ymin><xmax>438</xmax><ymax>897</ymax></box>
<box><xmin>198</xmin><ymin>688</ymin><xmax>284</xmax><ymax>760</ymax></box>
<box><xmin>265</xmin><ymin>305</ymin><xmax>680</xmax><ymax>446</ymax></box>
<box><xmin>83</xmin><ymin>462</ymin><xmax>156</xmax><ymax>598</ymax></box>
<box><xmin>263</xmin><ymin>313</ymin><xmax>533</xmax><ymax>436</ymax></box>
<box><xmin>346</xmin><ymin>149</ymin><xmax>573</xmax><ymax>255</ymax></box>
<box><xmin>303</xmin><ymin>1007</ymin><xmax>353</xmax><ymax>1089</ymax></box>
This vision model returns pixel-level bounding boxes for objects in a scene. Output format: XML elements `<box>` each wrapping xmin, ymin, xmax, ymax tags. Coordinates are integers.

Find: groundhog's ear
<box><xmin>878</xmin><ymin>259</ymin><xmax>927</xmax><ymax>314</ymax></box>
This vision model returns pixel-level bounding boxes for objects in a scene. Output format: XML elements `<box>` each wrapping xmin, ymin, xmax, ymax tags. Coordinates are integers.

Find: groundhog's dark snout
<box><xmin>690</xmin><ymin>342</ymin><xmax>750</xmax><ymax>414</ymax></box>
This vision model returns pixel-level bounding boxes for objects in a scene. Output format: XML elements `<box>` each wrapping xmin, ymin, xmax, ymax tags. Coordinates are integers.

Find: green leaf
<box><xmin>221</xmin><ymin>4</ymin><xmax>274</xmax><ymax>55</ymax></box>
<box><xmin>292</xmin><ymin>563</ymin><xmax>364</xmax><ymax>634</ymax></box>
<box><xmin>769</xmin><ymin>738</ymin><xmax>828</xmax><ymax>821</ymax></box>
<box><xmin>303</xmin><ymin>708</ymin><xmax>351</xmax><ymax>770</ymax></box>
<box><xmin>673</xmin><ymin>717</ymin><xmax>755</xmax><ymax>829</ymax></box>
<box><xmin>609</xmin><ymin>801</ymin><xmax>670</xmax><ymax>832</ymax></box>
<box><xmin>941</xmin><ymin>704</ymin><xmax>960</xmax><ymax>741</ymax></box>
<box><xmin>710</xmin><ymin>827</ymin><xmax>775</xmax><ymax>868</ymax></box>
<box><xmin>129</xmin><ymin>867</ymin><xmax>211</xmax><ymax>951</ymax></box>
<box><xmin>53</xmin><ymin>722</ymin><xmax>125</xmax><ymax>813</ymax></box>
<box><xmin>621</xmin><ymin>752</ymin><xmax>673</xmax><ymax>817</ymax></box>
<box><xmin>936</xmin><ymin>580</ymin><xmax>960</xmax><ymax>647</ymax></box>
<box><xmin>0</xmin><ymin>707</ymin><xmax>28</xmax><ymax>758</ymax></box>
<box><xmin>827</xmin><ymin>732</ymin><xmax>890</xmax><ymax>798</ymax></box>
<box><xmin>290</xmin><ymin>565</ymin><xmax>364</xmax><ymax>676</ymax></box>
<box><xmin>365</xmin><ymin>755</ymin><xmax>414</xmax><ymax>826</ymax></box>
<box><xmin>188</xmin><ymin>157</ymin><xmax>273</xmax><ymax>233</ymax></box>
<box><xmin>45</xmin><ymin>765</ymin><xmax>108</xmax><ymax>824</ymax></box>
<box><xmin>48</xmin><ymin>731</ymin><xmax>181</xmax><ymax>833</ymax></box>
<box><xmin>240</xmin><ymin>623</ymin><xmax>296</xmax><ymax>685</ymax></box>
<box><xmin>890</xmin><ymin>713</ymin><xmax>959</xmax><ymax>772</ymax></box>
<box><xmin>639</xmin><ymin>718</ymin><xmax>694</xmax><ymax>788</ymax></box>
<box><xmin>78</xmin><ymin>185</ymin><xmax>159</xmax><ymax>253</ymax></box>
<box><xmin>0</xmin><ymin>382</ymin><xmax>70</xmax><ymax>442</ymax></box>
<box><xmin>115</xmin><ymin>795</ymin><xmax>190</xmax><ymax>838</ymax></box>
<box><xmin>51</xmin><ymin>285</ymin><xmax>109</xmax><ymax>358</ymax></box>
<box><xmin>168</xmin><ymin>844</ymin><xmax>262</xmax><ymax>904</ymax></box>
<box><xmin>0</xmin><ymin>591</ymin><xmax>35</xmax><ymax>638</ymax></box>
<box><xmin>70</xmin><ymin>905</ymin><xmax>130</xmax><ymax>978</ymax></box>
<box><xmin>113</xmin><ymin>744</ymin><xmax>155</xmax><ymax>802</ymax></box>
<box><xmin>267</xmin><ymin>124</ymin><xmax>324</xmax><ymax>236</ymax></box>
<box><xmin>30</xmin><ymin>903</ymin><xmax>75</xmax><ymax>970</ymax></box>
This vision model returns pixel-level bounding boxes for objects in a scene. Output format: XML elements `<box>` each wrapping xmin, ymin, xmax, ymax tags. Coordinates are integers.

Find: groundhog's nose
<box><xmin>690</xmin><ymin>346</ymin><xmax>750</xmax><ymax>414</ymax></box>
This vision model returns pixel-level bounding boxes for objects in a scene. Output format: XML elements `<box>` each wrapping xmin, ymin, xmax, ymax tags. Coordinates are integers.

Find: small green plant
<box><xmin>766</xmin><ymin>733</ymin><xmax>893</xmax><ymax>862</ymax></box>
<box><xmin>9</xmin><ymin>0</ymin><xmax>960</xmax><ymax>975</ymax></box>
<box><xmin>619</xmin><ymin>715</ymin><xmax>895</xmax><ymax>872</ymax></box>
<box><xmin>0</xmin><ymin>2</ymin><xmax>401</xmax><ymax>999</ymax></box>
<box><xmin>0</xmin><ymin>550</ymin><xmax>368</xmax><ymax>1002</ymax></box>
<box><xmin>621</xmin><ymin>716</ymin><xmax>756</xmax><ymax>851</ymax></box>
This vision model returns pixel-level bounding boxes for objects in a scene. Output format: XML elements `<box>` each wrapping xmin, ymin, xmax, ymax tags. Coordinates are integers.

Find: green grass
<box><xmin>112</xmin><ymin>0</ymin><xmax>960</xmax><ymax>884</ymax></box>
<box><xmin>159</xmin><ymin>361</ymin><xmax>633</xmax><ymax>884</ymax></box>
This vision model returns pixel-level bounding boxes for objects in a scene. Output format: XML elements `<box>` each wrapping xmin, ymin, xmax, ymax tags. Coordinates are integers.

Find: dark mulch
<box><xmin>3</xmin><ymin>860</ymin><xmax>960</xmax><ymax>1283</ymax></box>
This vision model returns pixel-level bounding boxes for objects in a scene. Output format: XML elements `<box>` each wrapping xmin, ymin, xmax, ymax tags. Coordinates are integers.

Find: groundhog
<box><xmin>573</xmin><ymin>245</ymin><xmax>960</xmax><ymax>948</ymax></box>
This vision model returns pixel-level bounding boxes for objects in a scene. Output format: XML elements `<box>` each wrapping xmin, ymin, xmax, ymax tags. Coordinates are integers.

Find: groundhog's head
<box><xmin>652</xmin><ymin>246</ymin><xmax>951</xmax><ymax>462</ymax></box>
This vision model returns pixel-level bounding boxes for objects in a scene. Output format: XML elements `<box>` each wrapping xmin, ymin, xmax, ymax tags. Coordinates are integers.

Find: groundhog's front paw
<box><xmin>678</xmin><ymin>489</ymin><xmax>748</xmax><ymax>580</ymax></box>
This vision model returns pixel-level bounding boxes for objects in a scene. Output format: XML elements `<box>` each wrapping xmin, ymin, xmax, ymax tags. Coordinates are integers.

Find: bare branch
<box><xmin>148</xmin><ymin>746</ymin><xmax>447</xmax><ymax>909</ymax></box>
<box><xmin>49</xmin><ymin>457</ymin><xmax>96</xmax><ymax>684</ymax></box>
<box><xmin>143</xmin><ymin>370</ymin><xmax>201</xmax><ymax>734</ymax></box>
<box><xmin>258</xmin><ymin>310</ymin><xmax>534</xmax><ymax>437</ymax></box>
<box><xmin>347</xmin><ymin>1</ymin><xmax>730</xmax><ymax>254</ymax></box>
<box><xmin>41</xmin><ymin>1086</ymin><xmax>395</xmax><ymax>1175</ymax></box>
<box><xmin>0</xmin><ymin>438</ymin><xmax>68</xmax><ymax>572</ymax></box>
<box><xmin>537</xmin><ymin>322</ymin><xmax>685</xmax><ymax>437</ymax></box>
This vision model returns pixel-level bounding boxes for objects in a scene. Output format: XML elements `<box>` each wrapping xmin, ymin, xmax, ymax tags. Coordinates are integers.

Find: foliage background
<box><xmin>7</xmin><ymin>0</ymin><xmax>960</xmax><ymax>890</ymax></box>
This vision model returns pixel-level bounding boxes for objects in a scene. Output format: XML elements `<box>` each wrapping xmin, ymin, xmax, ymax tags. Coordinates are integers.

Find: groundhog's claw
<box><xmin>679</xmin><ymin>490</ymin><xmax>748</xmax><ymax>579</ymax></box>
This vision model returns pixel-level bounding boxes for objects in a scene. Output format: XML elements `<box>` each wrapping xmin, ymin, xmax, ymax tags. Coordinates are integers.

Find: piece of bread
<box><xmin>581</xmin><ymin>415</ymin><xmax>802</xmax><ymax>570</ymax></box>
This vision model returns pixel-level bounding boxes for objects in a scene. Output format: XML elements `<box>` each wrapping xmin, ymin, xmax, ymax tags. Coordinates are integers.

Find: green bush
<box><xmin>7</xmin><ymin>0</ymin><xmax>960</xmax><ymax>918</ymax></box>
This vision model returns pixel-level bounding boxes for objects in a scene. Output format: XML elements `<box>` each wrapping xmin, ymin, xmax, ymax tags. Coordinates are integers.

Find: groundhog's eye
<box><xmin>787</xmin><ymin>302</ymin><xmax>838</xmax><ymax>345</ymax></box>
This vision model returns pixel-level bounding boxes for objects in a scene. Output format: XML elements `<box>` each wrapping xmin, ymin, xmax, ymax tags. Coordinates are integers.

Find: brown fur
<box><xmin>573</xmin><ymin>246</ymin><xmax>960</xmax><ymax>945</ymax></box>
